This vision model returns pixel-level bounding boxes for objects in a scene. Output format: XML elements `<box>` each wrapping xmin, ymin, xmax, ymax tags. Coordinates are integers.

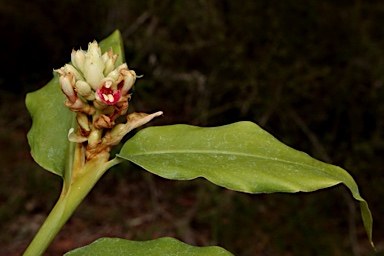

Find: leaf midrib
<box><xmin>118</xmin><ymin>149</ymin><xmax>338</xmax><ymax>179</ymax></box>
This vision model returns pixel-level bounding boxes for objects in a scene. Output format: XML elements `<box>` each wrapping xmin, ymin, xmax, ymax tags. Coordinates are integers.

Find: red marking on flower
<box><xmin>96</xmin><ymin>84</ymin><xmax>121</xmax><ymax>105</ymax></box>
<box><xmin>117</xmin><ymin>80</ymin><xmax>124</xmax><ymax>90</ymax></box>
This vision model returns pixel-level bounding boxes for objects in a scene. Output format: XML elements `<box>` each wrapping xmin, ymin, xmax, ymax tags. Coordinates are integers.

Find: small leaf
<box><xmin>64</xmin><ymin>237</ymin><xmax>233</xmax><ymax>256</ymax></box>
<box><xmin>26</xmin><ymin>30</ymin><xmax>124</xmax><ymax>177</ymax></box>
<box><xmin>118</xmin><ymin>121</ymin><xmax>374</xmax><ymax>247</ymax></box>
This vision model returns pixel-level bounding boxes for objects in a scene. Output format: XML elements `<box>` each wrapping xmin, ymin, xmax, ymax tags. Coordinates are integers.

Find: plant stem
<box><xmin>23</xmin><ymin>153</ymin><xmax>121</xmax><ymax>256</ymax></box>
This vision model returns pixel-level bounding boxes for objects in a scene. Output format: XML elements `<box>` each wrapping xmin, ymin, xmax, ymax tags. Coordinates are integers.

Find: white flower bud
<box><xmin>76</xmin><ymin>112</ymin><xmax>90</xmax><ymax>132</ymax></box>
<box><xmin>120</xmin><ymin>69</ymin><xmax>136</xmax><ymax>95</ymax></box>
<box><xmin>71</xmin><ymin>49</ymin><xmax>86</xmax><ymax>73</ymax></box>
<box><xmin>84</xmin><ymin>41</ymin><xmax>105</xmax><ymax>90</ymax></box>
<box><xmin>75</xmin><ymin>80</ymin><xmax>92</xmax><ymax>97</ymax></box>
<box><xmin>103</xmin><ymin>58</ymin><xmax>115</xmax><ymax>77</ymax></box>
<box><xmin>59</xmin><ymin>73</ymin><xmax>77</xmax><ymax>103</ymax></box>
<box><xmin>101</xmin><ymin>49</ymin><xmax>112</xmax><ymax>63</ymax></box>
<box><xmin>87</xmin><ymin>129</ymin><xmax>102</xmax><ymax>147</ymax></box>
<box><xmin>63</xmin><ymin>64</ymin><xmax>84</xmax><ymax>81</ymax></box>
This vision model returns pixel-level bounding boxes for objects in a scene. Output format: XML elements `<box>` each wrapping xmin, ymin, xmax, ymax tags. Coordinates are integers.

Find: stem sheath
<box><xmin>23</xmin><ymin>153</ymin><xmax>119</xmax><ymax>256</ymax></box>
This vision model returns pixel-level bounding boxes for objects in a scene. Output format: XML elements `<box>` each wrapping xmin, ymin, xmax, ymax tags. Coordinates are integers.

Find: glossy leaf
<box><xmin>64</xmin><ymin>237</ymin><xmax>233</xmax><ymax>256</ymax></box>
<box><xmin>118</xmin><ymin>121</ymin><xmax>373</xmax><ymax>246</ymax></box>
<box><xmin>26</xmin><ymin>30</ymin><xmax>125</xmax><ymax>177</ymax></box>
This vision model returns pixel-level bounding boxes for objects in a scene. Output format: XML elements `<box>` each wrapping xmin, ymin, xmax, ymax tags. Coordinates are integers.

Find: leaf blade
<box><xmin>64</xmin><ymin>237</ymin><xmax>233</xmax><ymax>256</ymax></box>
<box><xmin>118</xmin><ymin>121</ymin><xmax>373</xmax><ymax>246</ymax></box>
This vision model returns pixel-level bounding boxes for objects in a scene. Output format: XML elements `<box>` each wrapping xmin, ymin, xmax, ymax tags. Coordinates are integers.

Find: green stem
<box><xmin>23</xmin><ymin>154</ymin><xmax>122</xmax><ymax>256</ymax></box>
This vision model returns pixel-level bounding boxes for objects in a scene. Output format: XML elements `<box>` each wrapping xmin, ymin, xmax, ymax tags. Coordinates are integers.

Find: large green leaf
<box><xmin>26</xmin><ymin>30</ymin><xmax>124</xmax><ymax>177</ymax></box>
<box><xmin>64</xmin><ymin>237</ymin><xmax>233</xmax><ymax>256</ymax></box>
<box><xmin>118</xmin><ymin>121</ymin><xmax>373</xmax><ymax>247</ymax></box>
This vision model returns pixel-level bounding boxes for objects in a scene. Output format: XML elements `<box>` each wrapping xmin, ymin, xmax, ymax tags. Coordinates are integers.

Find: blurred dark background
<box><xmin>1</xmin><ymin>0</ymin><xmax>383</xmax><ymax>255</ymax></box>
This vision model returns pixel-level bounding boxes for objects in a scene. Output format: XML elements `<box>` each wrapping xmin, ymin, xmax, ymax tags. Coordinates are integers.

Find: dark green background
<box><xmin>0</xmin><ymin>1</ymin><xmax>383</xmax><ymax>255</ymax></box>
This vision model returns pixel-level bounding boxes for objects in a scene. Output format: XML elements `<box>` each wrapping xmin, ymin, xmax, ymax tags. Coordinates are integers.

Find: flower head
<box><xmin>54</xmin><ymin>39</ymin><xmax>162</xmax><ymax>162</ymax></box>
<box><xmin>55</xmin><ymin>40</ymin><xmax>138</xmax><ymax>109</ymax></box>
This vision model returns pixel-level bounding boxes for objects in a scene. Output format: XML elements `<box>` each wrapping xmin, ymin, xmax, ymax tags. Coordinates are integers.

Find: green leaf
<box><xmin>118</xmin><ymin>121</ymin><xmax>374</xmax><ymax>247</ymax></box>
<box><xmin>64</xmin><ymin>237</ymin><xmax>233</xmax><ymax>256</ymax></box>
<box><xmin>26</xmin><ymin>30</ymin><xmax>124</xmax><ymax>177</ymax></box>
<box><xmin>26</xmin><ymin>77</ymin><xmax>75</xmax><ymax>177</ymax></box>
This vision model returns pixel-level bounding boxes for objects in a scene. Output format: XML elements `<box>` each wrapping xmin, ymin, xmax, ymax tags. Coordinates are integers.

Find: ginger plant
<box><xmin>24</xmin><ymin>30</ymin><xmax>374</xmax><ymax>255</ymax></box>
